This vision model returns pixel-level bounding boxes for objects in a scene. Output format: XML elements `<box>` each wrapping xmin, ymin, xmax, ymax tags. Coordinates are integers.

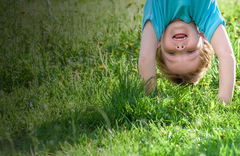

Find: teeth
<box><xmin>173</xmin><ymin>37</ymin><xmax>186</xmax><ymax>40</ymax></box>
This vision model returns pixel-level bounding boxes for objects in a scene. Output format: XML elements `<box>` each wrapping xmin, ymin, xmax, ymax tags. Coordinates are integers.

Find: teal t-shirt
<box><xmin>142</xmin><ymin>0</ymin><xmax>225</xmax><ymax>43</ymax></box>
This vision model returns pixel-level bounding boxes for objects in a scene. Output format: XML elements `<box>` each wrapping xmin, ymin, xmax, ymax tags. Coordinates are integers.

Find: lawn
<box><xmin>0</xmin><ymin>0</ymin><xmax>240</xmax><ymax>155</ymax></box>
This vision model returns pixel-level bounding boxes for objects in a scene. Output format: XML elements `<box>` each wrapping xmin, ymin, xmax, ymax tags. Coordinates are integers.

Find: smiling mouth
<box><xmin>173</xmin><ymin>34</ymin><xmax>188</xmax><ymax>41</ymax></box>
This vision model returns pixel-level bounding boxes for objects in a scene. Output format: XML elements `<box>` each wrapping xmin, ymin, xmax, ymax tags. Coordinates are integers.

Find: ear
<box><xmin>157</xmin><ymin>38</ymin><xmax>161</xmax><ymax>48</ymax></box>
<box><xmin>199</xmin><ymin>32</ymin><xmax>208</xmax><ymax>44</ymax></box>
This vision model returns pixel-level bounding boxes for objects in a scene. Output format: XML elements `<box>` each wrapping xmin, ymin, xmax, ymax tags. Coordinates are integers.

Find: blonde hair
<box><xmin>156</xmin><ymin>40</ymin><xmax>214</xmax><ymax>85</ymax></box>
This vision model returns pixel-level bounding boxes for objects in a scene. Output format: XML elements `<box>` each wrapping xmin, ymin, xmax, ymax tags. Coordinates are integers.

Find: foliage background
<box><xmin>0</xmin><ymin>0</ymin><xmax>240</xmax><ymax>155</ymax></box>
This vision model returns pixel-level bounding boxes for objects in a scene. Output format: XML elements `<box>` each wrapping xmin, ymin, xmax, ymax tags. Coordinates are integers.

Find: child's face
<box><xmin>159</xmin><ymin>19</ymin><xmax>204</xmax><ymax>74</ymax></box>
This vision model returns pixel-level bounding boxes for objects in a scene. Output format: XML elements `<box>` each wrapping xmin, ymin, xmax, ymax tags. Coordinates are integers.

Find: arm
<box><xmin>138</xmin><ymin>21</ymin><xmax>158</xmax><ymax>93</ymax></box>
<box><xmin>211</xmin><ymin>24</ymin><xmax>236</xmax><ymax>104</ymax></box>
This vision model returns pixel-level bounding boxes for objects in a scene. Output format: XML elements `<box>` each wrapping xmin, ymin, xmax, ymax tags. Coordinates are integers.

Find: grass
<box><xmin>0</xmin><ymin>0</ymin><xmax>240</xmax><ymax>155</ymax></box>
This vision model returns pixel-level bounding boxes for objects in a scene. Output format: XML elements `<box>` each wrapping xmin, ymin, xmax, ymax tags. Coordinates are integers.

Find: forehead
<box><xmin>161</xmin><ymin>45</ymin><xmax>202</xmax><ymax>74</ymax></box>
<box><xmin>164</xmin><ymin>55</ymin><xmax>200</xmax><ymax>74</ymax></box>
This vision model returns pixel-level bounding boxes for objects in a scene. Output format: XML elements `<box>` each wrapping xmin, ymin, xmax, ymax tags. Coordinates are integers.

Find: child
<box><xmin>138</xmin><ymin>0</ymin><xmax>236</xmax><ymax>104</ymax></box>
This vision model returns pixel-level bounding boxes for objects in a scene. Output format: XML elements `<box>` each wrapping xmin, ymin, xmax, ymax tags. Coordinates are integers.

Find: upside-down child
<box><xmin>138</xmin><ymin>0</ymin><xmax>236</xmax><ymax>104</ymax></box>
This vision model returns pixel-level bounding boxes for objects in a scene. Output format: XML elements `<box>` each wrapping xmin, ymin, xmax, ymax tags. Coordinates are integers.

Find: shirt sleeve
<box><xmin>197</xmin><ymin>0</ymin><xmax>225</xmax><ymax>43</ymax></box>
<box><xmin>142</xmin><ymin>0</ymin><xmax>164</xmax><ymax>43</ymax></box>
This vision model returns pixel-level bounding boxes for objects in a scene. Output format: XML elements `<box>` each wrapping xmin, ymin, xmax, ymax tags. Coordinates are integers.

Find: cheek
<box><xmin>162</xmin><ymin>38</ymin><xmax>173</xmax><ymax>52</ymax></box>
<box><xmin>161</xmin><ymin>31</ymin><xmax>174</xmax><ymax>51</ymax></box>
<box><xmin>190</xmin><ymin>31</ymin><xmax>201</xmax><ymax>45</ymax></box>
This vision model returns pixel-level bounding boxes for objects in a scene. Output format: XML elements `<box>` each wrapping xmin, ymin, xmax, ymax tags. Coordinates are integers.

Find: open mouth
<box><xmin>173</xmin><ymin>33</ymin><xmax>187</xmax><ymax>41</ymax></box>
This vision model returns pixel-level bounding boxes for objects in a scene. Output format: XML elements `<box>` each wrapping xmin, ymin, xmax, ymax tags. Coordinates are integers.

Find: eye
<box><xmin>187</xmin><ymin>50</ymin><xmax>195</xmax><ymax>54</ymax></box>
<box><xmin>168</xmin><ymin>52</ymin><xmax>176</xmax><ymax>55</ymax></box>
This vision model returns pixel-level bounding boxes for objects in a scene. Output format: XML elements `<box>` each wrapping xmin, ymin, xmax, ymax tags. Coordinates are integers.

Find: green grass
<box><xmin>0</xmin><ymin>0</ymin><xmax>240</xmax><ymax>155</ymax></box>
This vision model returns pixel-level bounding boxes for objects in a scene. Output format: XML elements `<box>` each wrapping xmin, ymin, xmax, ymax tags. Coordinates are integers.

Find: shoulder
<box><xmin>191</xmin><ymin>0</ymin><xmax>225</xmax><ymax>42</ymax></box>
<box><xmin>142</xmin><ymin>0</ymin><xmax>165</xmax><ymax>42</ymax></box>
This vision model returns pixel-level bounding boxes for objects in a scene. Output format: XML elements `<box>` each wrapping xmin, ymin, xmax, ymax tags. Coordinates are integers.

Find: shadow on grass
<box><xmin>0</xmin><ymin>108</ymin><xmax>103</xmax><ymax>155</ymax></box>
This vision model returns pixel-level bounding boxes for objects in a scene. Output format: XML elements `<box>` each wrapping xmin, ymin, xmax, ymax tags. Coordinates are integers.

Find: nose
<box><xmin>175</xmin><ymin>45</ymin><xmax>186</xmax><ymax>51</ymax></box>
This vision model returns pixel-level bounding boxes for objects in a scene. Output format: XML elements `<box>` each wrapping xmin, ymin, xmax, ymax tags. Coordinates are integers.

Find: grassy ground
<box><xmin>0</xmin><ymin>0</ymin><xmax>240</xmax><ymax>155</ymax></box>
